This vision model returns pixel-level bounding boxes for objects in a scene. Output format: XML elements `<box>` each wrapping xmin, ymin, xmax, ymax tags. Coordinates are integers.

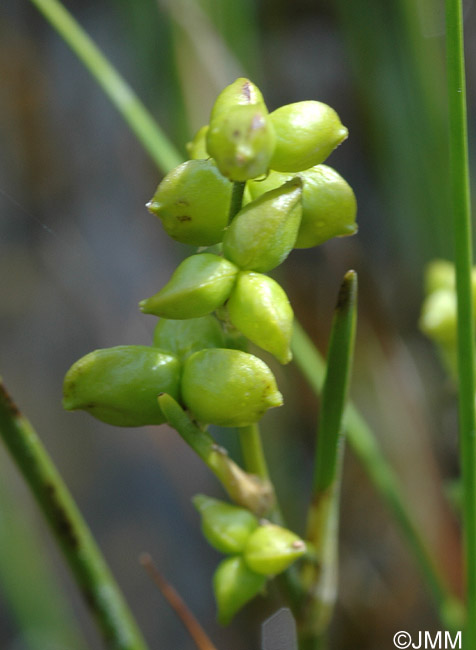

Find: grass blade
<box><xmin>29</xmin><ymin>0</ymin><xmax>182</xmax><ymax>173</ymax></box>
<box><xmin>445</xmin><ymin>0</ymin><xmax>476</xmax><ymax>643</ymax></box>
<box><xmin>0</xmin><ymin>379</ymin><xmax>149</xmax><ymax>650</ymax></box>
<box><xmin>299</xmin><ymin>271</ymin><xmax>357</xmax><ymax>645</ymax></box>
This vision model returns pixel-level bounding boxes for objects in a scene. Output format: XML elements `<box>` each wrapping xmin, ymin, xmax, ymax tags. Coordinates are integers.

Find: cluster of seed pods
<box><xmin>62</xmin><ymin>77</ymin><xmax>357</xmax><ymax>622</ymax></box>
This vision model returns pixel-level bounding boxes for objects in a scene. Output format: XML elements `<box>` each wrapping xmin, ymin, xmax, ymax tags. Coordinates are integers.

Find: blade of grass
<box><xmin>299</xmin><ymin>271</ymin><xmax>357</xmax><ymax>648</ymax></box>
<box><xmin>28</xmin><ymin>0</ymin><xmax>182</xmax><ymax>173</ymax></box>
<box><xmin>0</xmin><ymin>463</ymin><xmax>87</xmax><ymax>650</ymax></box>
<box><xmin>291</xmin><ymin>322</ymin><xmax>464</xmax><ymax>632</ymax></box>
<box><xmin>311</xmin><ymin>271</ymin><xmax>357</xmax><ymax>496</ymax></box>
<box><xmin>445</xmin><ymin>0</ymin><xmax>476</xmax><ymax>644</ymax></box>
<box><xmin>0</xmin><ymin>379</ymin><xmax>149</xmax><ymax>650</ymax></box>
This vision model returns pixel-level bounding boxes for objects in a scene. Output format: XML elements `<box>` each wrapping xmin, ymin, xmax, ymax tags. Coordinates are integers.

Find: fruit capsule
<box><xmin>243</xmin><ymin>522</ymin><xmax>306</xmax><ymax>576</ymax></box>
<box><xmin>269</xmin><ymin>101</ymin><xmax>348</xmax><ymax>172</ymax></box>
<box><xmin>193</xmin><ymin>494</ymin><xmax>258</xmax><ymax>554</ymax></box>
<box><xmin>213</xmin><ymin>556</ymin><xmax>266</xmax><ymax>625</ymax></box>
<box><xmin>186</xmin><ymin>125</ymin><xmax>209</xmax><ymax>160</ymax></box>
<box><xmin>209</xmin><ymin>78</ymin><xmax>266</xmax><ymax>119</ymax></box>
<box><xmin>424</xmin><ymin>260</ymin><xmax>455</xmax><ymax>295</ymax></box>
<box><xmin>181</xmin><ymin>348</ymin><xmax>283</xmax><ymax>427</ymax></box>
<box><xmin>139</xmin><ymin>254</ymin><xmax>239</xmax><ymax>319</ymax></box>
<box><xmin>146</xmin><ymin>160</ymin><xmax>232</xmax><ymax>246</ymax></box>
<box><xmin>248</xmin><ymin>165</ymin><xmax>357</xmax><ymax>248</ymax></box>
<box><xmin>153</xmin><ymin>315</ymin><xmax>225</xmax><ymax>361</ymax></box>
<box><xmin>227</xmin><ymin>272</ymin><xmax>293</xmax><ymax>364</ymax></box>
<box><xmin>207</xmin><ymin>104</ymin><xmax>276</xmax><ymax>182</ymax></box>
<box><xmin>63</xmin><ymin>346</ymin><xmax>181</xmax><ymax>427</ymax></box>
<box><xmin>222</xmin><ymin>179</ymin><xmax>302</xmax><ymax>272</ymax></box>
<box><xmin>419</xmin><ymin>289</ymin><xmax>457</xmax><ymax>344</ymax></box>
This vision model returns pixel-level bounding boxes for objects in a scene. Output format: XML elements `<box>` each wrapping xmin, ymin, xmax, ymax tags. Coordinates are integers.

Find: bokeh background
<box><xmin>1</xmin><ymin>1</ymin><xmax>476</xmax><ymax>648</ymax></box>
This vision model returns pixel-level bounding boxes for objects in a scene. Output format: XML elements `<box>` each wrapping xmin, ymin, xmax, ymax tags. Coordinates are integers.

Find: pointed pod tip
<box><xmin>266</xmin><ymin>389</ymin><xmax>284</xmax><ymax>409</ymax></box>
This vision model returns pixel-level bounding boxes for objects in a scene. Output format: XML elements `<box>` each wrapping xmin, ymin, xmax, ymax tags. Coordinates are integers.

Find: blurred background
<box><xmin>1</xmin><ymin>0</ymin><xmax>476</xmax><ymax>648</ymax></box>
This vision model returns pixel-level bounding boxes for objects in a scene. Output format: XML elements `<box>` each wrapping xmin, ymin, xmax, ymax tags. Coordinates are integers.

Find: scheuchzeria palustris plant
<box><xmin>62</xmin><ymin>78</ymin><xmax>357</xmax><ymax>625</ymax></box>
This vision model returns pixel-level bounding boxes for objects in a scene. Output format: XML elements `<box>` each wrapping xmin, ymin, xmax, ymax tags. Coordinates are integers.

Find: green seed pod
<box><xmin>186</xmin><ymin>125</ymin><xmax>209</xmax><ymax>160</ymax></box>
<box><xmin>153</xmin><ymin>315</ymin><xmax>225</xmax><ymax>361</ymax></box>
<box><xmin>181</xmin><ymin>348</ymin><xmax>283</xmax><ymax>427</ymax></box>
<box><xmin>213</xmin><ymin>556</ymin><xmax>266</xmax><ymax>625</ymax></box>
<box><xmin>193</xmin><ymin>494</ymin><xmax>258</xmax><ymax>554</ymax></box>
<box><xmin>207</xmin><ymin>104</ymin><xmax>276</xmax><ymax>182</ymax></box>
<box><xmin>269</xmin><ymin>101</ymin><xmax>348</xmax><ymax>172</ymax></box>
<box><xmin>222</xmin><ymin>179</ymin><xmax>302</xmax><ymax>272</ymax></box>
<box><xmin>63</xmin><ymin>346</ymin><xmax>180</xmax><ymax>427</ymax></box>
<box><xmin>243</xmin><ymin>522</ymin><xmax>306</xmax><ymax>576</ymax></box>
<box><xmin>424</xmin><ymin>260</ymin><xmax>455</xmax><ymax>295</ymax></box>
<box><xmin>206</xmin><ymin>79</ymin><xmax>275</xmax><ymax>181</ymax></box>
<box><xmin>146</xmin><ymin>160</ymin><xmax>232</xmax><ymax>246</ymax></box>
<box><xmin>209</xmin><ymin>78</ymin><xmax>266</xmax><ymax>119</ymax></box>
<box><xmin>248</xmin><ymin>166</ymin><xmax>356</xmax><ymax>248</ymax></box>
<box><xmin>139</xmin><ymin>254</ymin><xmax>239</xmax><ymax>319</ymax></box>
<box><xmin>419</xmin><ymin>289</ymin><xmax>457</xmax><ymax>344</ymax></box>
<box><xmin>227</xmin><ymin>272</ymin><xmax>293</xmax><ymax>364</ymax></box>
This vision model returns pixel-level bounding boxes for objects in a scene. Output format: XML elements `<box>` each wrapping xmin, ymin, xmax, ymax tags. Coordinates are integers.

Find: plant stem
<box><xmin>299</xmin><ymin>272</ymin><xmax>357</xmax><ymax>643</ymax></box>
<box><xmin>28</xmin><ymin>0</ymin><xmax>183</xmax><ymax>174</ymax></box>
<box><xmin>291</xmin><ymin>324</ymin><xmax>464</xmax><ymax>632</ymax></box>
<box><xmin>228</xmin><ymin>181</ymin><xmax>246</xmax><ymax>223</ymax></box>
<box><xmin>445</xmin><ymin>0</ymin><xmax>476</xmax><ymax>643</ymax></box>
<box><xmin>0</xmin><ymin>380</ymin><xmax>149</xmax><ymax>650</ymax></box>
<box><xmin>158</xmin><ymin>393</ymin><xmax>274</xmax><ymax>515</ymax></box>
<box><xmin>238</xmin><ymin>424</ymin><xmax>270</xmax><ymax>480</ymax></box>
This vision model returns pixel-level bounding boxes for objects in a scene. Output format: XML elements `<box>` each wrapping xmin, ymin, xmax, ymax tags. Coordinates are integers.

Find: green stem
<box><xmin>228</xmin><ymin>181</ymin><xmax>246</xmax><ymax>223</ymax></box>
<box><xmin>0</xmin><ymin>380</ymin><xmax>149</xmax><ymax>650</ymax></box>
<box><xmin>28</xmin><ymin>0</ymin><xmax>182</xmax><ymax>174</ymax></box>
<box><xmin>291</xmin><ymin>323</ymin><xmax>464</xmax><ymax>632</ymax></box>
<box><xmin>445</xmin><ymin>0</ymin><xmax>476</xmax><ymax>643</ymax></box>
<box><xmin>238</xmin><ymin>424</ymin><xmax>270</xmax><ymax>480</ymax></box>
<box><xmin>299</xmin><ymin>272</ymin><xmax>357</xmax><ymax>643</ymax></box>
<box><xmin>312</xmin><ymin>271</ymin><xmax>357</xmax><ymax>494</ymax></box>
<box><xmin>158</xmin><ymin>393</ymin><xmax>274</xmax><ymax>516</ymax></box>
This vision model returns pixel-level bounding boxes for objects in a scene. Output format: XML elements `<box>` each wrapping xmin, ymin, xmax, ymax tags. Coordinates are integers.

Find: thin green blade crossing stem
<box><xmin>0</xmin><ymin>380</ymin><xmax>149</xmax><ymax>650</ymax></box>
<box><xmin>299</xmin><ymin>271</ymin><xmax>357</xmax><ymax>644</ymax></box>
<box><xmin>29</xmin><ymin>0</ymin><xmax>183</xmax><ymax>174</ymax></box>
<box><xmin>445</xmin><ymin>0</ymin><xmax>476</xmax><ymax>643</ymax></box>
<box><xmin>312</xmin><ymin>271</ymin><xmax>357</xmax><ymax>495</ymax></box>
<box><xmin>291</xmin><ymin>324</ymin><xmax>463</xmax><ymax>631</ymax></box>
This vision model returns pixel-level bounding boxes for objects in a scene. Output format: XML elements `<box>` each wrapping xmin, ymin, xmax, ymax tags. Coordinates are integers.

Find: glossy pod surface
<box><xmin>63</xmin><ymin>345</ymin><xmax>181</xmax><ymax>426</ymax></box>
<box><xmin>227</xmin><ymin>272</ymin><xmax>293</xmax><ymax>364</ymax></box>
<box><xmin>223</xmin><ymin>179</ymin><xmax>302</xmax><ymax>272</ymax></box>
<box><xmin>243</xmin><ymin>523</ymin><xmax>306</xmax><ymax>576</ymax></box>
<box><xmin>139</xmin><ymin>254</ymin><xmax>239</xmax><ymax>319</ymax></box>
<box><xmin>248</xmin><ymin>165</ymin><xmax>357</xmax><ymax>248</ymax></box>
<box><xmin>181</xmin><ymin>348</ymin><xmax>283</xmax><ymax>427</ymax></box>
<box><xmin>213</xmin><ymin>556</ymin><xmax>266</xmax><ymax>625</ymax></box>
<box><xmin>193</xmin><ymin>494</ymin><xmax>258</xmax><ymax>554</ymax></box>
<box><xmin>147</xmin><ymin>159</ymin><xmax>232</xmax><ymax>246</ymax></box>
<box><xmin>269</xmin><ymin>101</ymin><xmax>348</xmax><ymax>172</ymax></box>
<box><xmin>153</xmin><ymin>315</ymin><xmax>225</xmax><ymax>361</ymax></box>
